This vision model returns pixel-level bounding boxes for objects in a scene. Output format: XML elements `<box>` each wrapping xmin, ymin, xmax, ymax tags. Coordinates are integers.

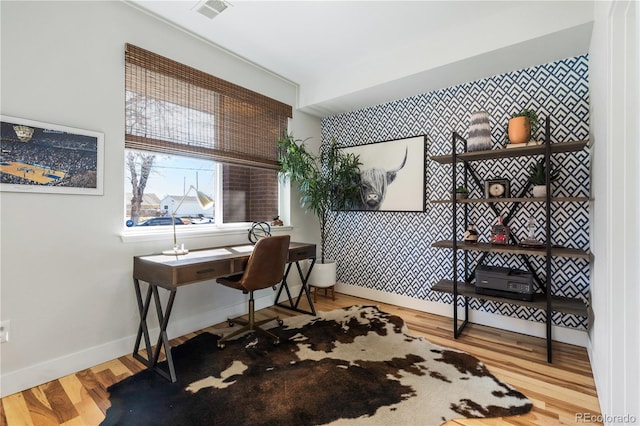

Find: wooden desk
<box><xmin>132</xmin><ymin>242</ymin><xmax>316</xmax><ymax>382</ymax></box>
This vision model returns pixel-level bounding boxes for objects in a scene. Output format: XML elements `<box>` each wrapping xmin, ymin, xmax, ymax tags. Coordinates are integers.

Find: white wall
<box><xmin>287</xmin><ymin>111</ymin><xmax>323</xmax><ymax>251</ymax></box>
<box><xmin>299</xmin><ymin>1</ymin><xmax>595</xmax><ymax>115</ymax></box>
<box><xmin>0</xmin><ymin>1</ymin><xmax>321</xmax><ymax>397</ymax></box>
<box><xmin>588</xmin><ymin>0</ymin><xmax>640</xmax><ymax>423</ymax></box>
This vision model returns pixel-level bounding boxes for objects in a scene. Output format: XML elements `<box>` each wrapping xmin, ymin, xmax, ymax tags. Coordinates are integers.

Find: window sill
<box><xmin>120</xmin><ymin>223</ymin><xmax>293</xmax><ymax>244</ymax></box>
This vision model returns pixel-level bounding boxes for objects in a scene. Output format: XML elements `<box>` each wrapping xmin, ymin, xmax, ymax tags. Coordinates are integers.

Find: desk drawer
<box><xmin>175</xmin><ymin>262</ymin><xmax>232</xmax><ymax>285</ymax></box>
<box><xmin>288</xmin><ymin>245</ymin><xmax>316</xmax><ymax>263</ymax></box>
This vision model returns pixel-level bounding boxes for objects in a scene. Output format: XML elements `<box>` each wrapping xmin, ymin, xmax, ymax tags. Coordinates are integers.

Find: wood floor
<box><xmin>0</xmin><ymin>292</ymin><xmax>602</xmax><ymax>425</ymax></box>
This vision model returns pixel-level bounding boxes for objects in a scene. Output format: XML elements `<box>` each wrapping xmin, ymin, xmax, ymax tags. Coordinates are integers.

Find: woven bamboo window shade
<box><xmin>124</xmin><ymin>43</ymin><xmax>292</xmax><ymax>170</ymax></box>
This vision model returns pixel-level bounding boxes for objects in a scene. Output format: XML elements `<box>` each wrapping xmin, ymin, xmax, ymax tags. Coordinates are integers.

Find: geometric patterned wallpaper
<box><xmin>321</xmin><ymin>55</ymin><xmax>590</xmax><ymax>329</ymax></box>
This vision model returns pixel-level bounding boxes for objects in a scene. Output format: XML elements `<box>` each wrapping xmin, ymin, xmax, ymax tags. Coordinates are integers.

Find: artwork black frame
<box><xmin>0</xmin><ymin>115</ymin><xmax>104</xmax><ymax>195</ymax></box>
<box><xmin>342</xmin><ymin>135</ymin><xmax>426</xmax><ymax>212</ymax></box>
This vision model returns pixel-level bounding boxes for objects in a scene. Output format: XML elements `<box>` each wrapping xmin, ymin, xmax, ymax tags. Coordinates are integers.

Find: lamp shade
<box><xmin>195</xmin><ymin>189</ymin><xmax>214</xmax><ymax>210</ymax></box>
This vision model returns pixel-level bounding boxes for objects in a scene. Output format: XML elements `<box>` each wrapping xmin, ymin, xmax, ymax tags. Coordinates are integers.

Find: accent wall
<box><xmin>322</xmin><ymin>55</ymin><xmax>590</xmax><ymax>331</ymax></box>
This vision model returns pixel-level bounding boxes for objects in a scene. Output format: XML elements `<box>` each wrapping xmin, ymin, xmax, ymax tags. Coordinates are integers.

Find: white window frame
<box><xmin>120</xmin><ymin>157</ymin><xmax>290</xmax><ymax>243</ymax></box>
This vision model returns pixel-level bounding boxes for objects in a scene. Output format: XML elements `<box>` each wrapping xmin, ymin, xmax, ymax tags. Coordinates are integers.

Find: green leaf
<box><xmin>277</xmin><ymin>133</ymin><xmax>361</xmax><ymax>260</ymax></box>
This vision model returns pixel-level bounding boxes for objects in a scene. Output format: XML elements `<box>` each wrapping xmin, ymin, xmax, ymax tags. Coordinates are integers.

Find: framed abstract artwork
<box><xmin>0</xmin><ymin>115</ymin><xmax>104</xmax><ymax>195</ymax></box>
<box><xmin>342</xmin><ymin>135</ymin><xmax>426</xmax><ymax>212</ymax></box>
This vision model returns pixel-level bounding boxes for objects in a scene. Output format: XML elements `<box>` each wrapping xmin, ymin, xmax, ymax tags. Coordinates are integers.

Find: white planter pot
<box><xmin>532</xmin><ymin>185</ymin><xmax>547</xmax><ymax>198</ymax></box>
<box><xmin>308</xmin><ymin>259</ymin><xmax>337</xmax><ymax>288</ymax></box>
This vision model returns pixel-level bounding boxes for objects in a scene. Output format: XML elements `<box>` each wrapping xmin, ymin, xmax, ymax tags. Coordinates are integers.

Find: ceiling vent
<box><xmin>195</xmin><ymin>0</ymin><xmax>230</xmax><ymax>19</ymax></box>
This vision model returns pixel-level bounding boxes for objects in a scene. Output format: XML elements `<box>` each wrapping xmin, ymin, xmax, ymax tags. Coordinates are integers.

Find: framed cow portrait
<box><xmin>342</xmin><ymin>135</ymin><xmax>426</xmax><ymax>212</ymax></box>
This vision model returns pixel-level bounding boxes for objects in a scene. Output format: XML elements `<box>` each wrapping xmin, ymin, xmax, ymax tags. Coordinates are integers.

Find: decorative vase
<box><xmin>508</xmin><ymin>116</ymin><xmax>531</xmax><ymax>144</ymax></box>
<box><xmin>467</xmin><ymin>111</ymin><xmax>492</xmax><ymax>152</ymax></box>
<box><xmin>520</xmin><ymin>217</ymin><xmax>544</xmax><ymax>247</ymax></box>
<box><xmin>532</xmin><ymin>185</ymin><xmax>547</xmax><ymax>198</ymax></box>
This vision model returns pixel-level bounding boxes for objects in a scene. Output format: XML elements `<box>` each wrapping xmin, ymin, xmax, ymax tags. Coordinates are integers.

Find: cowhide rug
<box><xmin>102</xmin><ymin>306</ymin><xmax>532</xmax><ymax>425</ymax></box>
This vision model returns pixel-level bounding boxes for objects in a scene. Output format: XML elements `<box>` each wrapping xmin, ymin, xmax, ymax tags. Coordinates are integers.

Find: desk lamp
<box><xmin>162</xmin><ymin>185</ymin><xmax>214</xmax><ymax>256</ymax></box>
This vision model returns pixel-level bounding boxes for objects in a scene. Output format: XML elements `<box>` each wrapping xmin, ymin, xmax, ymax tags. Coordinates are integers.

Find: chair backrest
<box><xmin>238</xmin><ymin>235</ymin><xmax>291</xmax><ymax>292</ymax></box>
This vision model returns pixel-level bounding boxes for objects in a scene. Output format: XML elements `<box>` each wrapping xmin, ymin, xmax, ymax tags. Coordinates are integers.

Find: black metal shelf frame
<box><xmin>438</xmin><ymin>117</ymin><xmax>585</xmax><ymax>362</ymax></box>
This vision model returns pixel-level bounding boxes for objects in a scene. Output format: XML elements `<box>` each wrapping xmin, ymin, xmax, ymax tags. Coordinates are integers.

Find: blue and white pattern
<box><xmin>321</xmin><ymin>55</ymin><xmax>590</xmax><ymax>329</ymax></box>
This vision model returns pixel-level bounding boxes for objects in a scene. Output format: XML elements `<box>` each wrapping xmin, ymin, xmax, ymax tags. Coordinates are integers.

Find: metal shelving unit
<box><xmin>430</xmin><ymin>117</ymin><xmax>590</xmax><ymax>362</ymax></box>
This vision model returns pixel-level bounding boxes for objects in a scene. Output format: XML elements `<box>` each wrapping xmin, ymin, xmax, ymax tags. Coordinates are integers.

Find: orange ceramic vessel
<box><xmin>508</xmin><ymin>116</ymin><xmax>531</xmax><ymax>144</ymax></box>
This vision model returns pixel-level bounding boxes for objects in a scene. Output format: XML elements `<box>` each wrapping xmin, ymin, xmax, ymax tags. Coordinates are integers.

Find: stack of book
<box><xmin>505</xmin><ymin>140</ymin><xmax>543</xmax><ymax>149</ymax></box>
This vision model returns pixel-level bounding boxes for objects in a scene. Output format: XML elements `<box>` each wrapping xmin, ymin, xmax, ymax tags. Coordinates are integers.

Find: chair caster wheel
<box><xmin>227</xmin><ymin>320</ymin><xmax>234</xmax><ymax>327</ymax></box>
<box><xmin>277</xmin><ymin>319</ymin><xmax>284</xmax><ymax>326</ymax></box>
<box><xmin>273</xmin><ymin>338</ymin><xmax>280</xmax><ymax>346</ymax></box>
<box><xmin>217</xmin><ymin>342</ymin><xmax>225</xmax><ymax>349</ymax></box>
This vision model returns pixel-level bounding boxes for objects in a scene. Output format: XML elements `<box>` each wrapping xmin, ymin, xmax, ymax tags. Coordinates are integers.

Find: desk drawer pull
<box><xmin>197</xmin><ymin>268</ymin><xmax>216</xmax><ymax>275</ymax></box>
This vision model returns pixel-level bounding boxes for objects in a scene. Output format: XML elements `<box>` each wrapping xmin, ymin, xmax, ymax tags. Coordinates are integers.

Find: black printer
<box><xmin>475</xmin><ymin>265</ymin><xmax>535</xmax><ymax>302</ymax></box>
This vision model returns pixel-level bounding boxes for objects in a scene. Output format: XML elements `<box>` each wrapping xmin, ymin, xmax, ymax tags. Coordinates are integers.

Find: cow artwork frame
<box><xmin>342</xmin><ymin>135</ymin><xmax>426</xmax><ymax>212</ymax></box>
<box><xmin>0</xmin><ymin>115</ymin><xmax>104</xmax><ymax>195</ymax></box>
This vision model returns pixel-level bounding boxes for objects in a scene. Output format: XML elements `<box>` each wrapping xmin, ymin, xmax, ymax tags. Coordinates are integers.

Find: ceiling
<box><xmin>126</xmin><ymin>1</ymin><xmax>594</xmax><ymax>118</ymax></box>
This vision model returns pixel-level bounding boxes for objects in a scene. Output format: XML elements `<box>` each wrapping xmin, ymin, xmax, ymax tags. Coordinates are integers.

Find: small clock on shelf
<box><xmin>484</xmin><ymin>178</ymin><xmax>510</xmax><ymax>199</ymax></box>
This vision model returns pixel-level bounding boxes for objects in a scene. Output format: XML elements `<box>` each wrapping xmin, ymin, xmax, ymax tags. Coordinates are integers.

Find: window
<box><xmin>123</xmin><ymin>44</ymin><xmax>291</xmax><ymax>228</ymax></box>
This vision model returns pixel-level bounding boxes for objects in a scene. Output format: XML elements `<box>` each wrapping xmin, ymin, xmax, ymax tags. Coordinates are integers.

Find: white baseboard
<box><xmin>0</xmin><ymin>335</ymin><xmax>136</xmax><ymax>399</ymax></box>
<box><xmin>335</xmin><ymin>282</ymin><xmax>588</xmax><ymax>347</ymax></box>
<box><xmin>0</xmin><ymin>291</ymin><xmax>281</xmax><ymax>398</ymax></box>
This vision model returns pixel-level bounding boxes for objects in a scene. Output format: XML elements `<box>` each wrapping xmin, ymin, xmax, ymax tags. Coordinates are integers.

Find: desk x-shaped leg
<box><xmin>275</xmin><ymin>258</ymin><xmax>316</xmax><ymax>315</ymax></box>
<box><xmin>132</xmin><ymin>278</ymin><xmax>177</xmax><ymax>382</ymax></box>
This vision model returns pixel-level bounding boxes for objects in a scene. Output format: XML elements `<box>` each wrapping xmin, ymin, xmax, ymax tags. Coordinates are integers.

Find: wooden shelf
<box><xmin>430</xmin><ymin>196</ymin><xmax>591</xmax><ymax>204</ymax></box>
<box><xmin>431</xmin><ymin>280</ymin><xmax>588</xmax><ymax>317</ymax></box>
<box><xmin>431</xmin><ymin>240</ymin><xmax>591</xmax><ymax>259</ymax></box>
<box><xmin>430</xmin><ymin>140</ymin><xmax>588</xmax><ymax>164</ymax></box>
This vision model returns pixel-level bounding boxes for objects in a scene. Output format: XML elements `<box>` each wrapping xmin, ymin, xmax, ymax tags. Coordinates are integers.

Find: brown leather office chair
<box><xmin>216</xmin><ymin>235</ymin><xmax>290</xmax><ymax>348</ymax></box>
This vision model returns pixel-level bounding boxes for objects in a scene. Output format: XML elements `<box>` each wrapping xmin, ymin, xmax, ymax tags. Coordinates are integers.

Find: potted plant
<box><xmin>528</xmin><ymin>159</ymin><xmax>560</xmax><ymax>197</ymax></box>
<box><xmin>453</xmin><ymin>185</ymin><xmax>469</xmax><ymax>200</ymax></box>
<box><xmin>508</xmin><ymin>108</ymin><xmax>539</xmax><ymax>144</ymax></box>
<box><xmin>277</xmin><ymin>133</ymin><xmax>362</xmax><ymax>288</ymax></box>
